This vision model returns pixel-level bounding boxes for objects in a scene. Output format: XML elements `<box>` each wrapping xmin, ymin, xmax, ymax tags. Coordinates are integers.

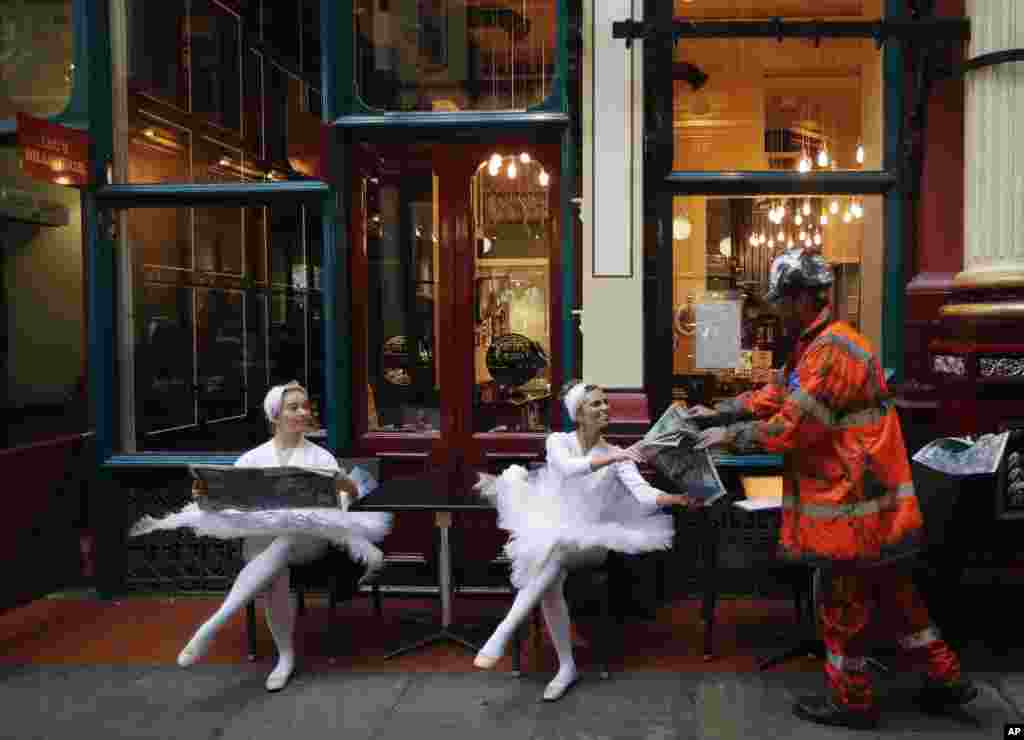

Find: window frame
<box><xmin>640</xmin><ymin>0</ymin><xmax>913</xmax><ymax>421</ymax></box>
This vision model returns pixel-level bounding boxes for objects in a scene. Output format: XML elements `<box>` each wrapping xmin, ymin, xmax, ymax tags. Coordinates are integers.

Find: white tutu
<box><xmin>130</xmin><ymin>505</ymin><xmax>393</xmax><ymax>572</ymax></box>
<box><xmin>477</xmin><ymin>463</ymin><xmax>675</xmax><ymax>589</ymax></box>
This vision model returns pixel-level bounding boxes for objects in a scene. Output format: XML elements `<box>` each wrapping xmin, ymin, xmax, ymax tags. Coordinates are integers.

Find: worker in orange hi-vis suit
<box><xmin>691</xmin><ymin>248</ymin><xmax>977</xmax><ymax>730</ymax></box>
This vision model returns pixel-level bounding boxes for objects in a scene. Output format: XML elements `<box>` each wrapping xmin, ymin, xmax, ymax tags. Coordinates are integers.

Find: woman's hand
<box><xmin>336</xmin><ymin>475</ymin><xmax>359</xmax><ymax>507</ymax></box>
<box><xmin>685</xmin><ymin>404</ymin><xmax>717</xmax><ymax>417</ymax></box>
<box><xmin>615</xmin><ymin>447</ymin><xmax>647</xmax><ymax>465</ymax></box>
<box><xmin>191</xmin><ymin>479</ymin><xmax>208</xmax><ymax>499</ymax></box>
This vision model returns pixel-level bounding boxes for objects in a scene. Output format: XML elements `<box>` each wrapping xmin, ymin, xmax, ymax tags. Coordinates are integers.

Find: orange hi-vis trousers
<box><xmin>816</xmin><ymin>565</ymin><xmax>961</xmax><ymax>711</ymax></box>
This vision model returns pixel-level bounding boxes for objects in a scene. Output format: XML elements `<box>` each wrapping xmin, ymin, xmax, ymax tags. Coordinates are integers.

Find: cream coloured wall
<box><xmin>581</xmin><ymin>0</ymin><xmax>645</xmax><ymax>387</ymax></box>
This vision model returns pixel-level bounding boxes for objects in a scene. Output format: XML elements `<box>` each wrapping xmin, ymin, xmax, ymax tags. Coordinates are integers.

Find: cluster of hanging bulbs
<box><xmin>486</xmin><ymin>152</ymin><xmax>549</xmax><ymax>187</ymax></box>
<box><xmin>797</xmin><ymin>142</ymin><xmax>866</xmax><ymax>173</ymax></box>
<box><xmin>748</xmin><ymin>196</ymin><xmax>865</xmax><ymax>252</ymax></box>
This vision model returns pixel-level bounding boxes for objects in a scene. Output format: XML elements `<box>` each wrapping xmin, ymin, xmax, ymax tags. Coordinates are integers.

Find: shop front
<box><xmin>10</xmin><ymin>0</ymin><xmax>1018</xmax><ymax>604</ymax></box>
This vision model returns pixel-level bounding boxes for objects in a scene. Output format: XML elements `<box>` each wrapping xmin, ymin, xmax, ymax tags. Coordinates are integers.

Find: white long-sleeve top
<box><xmin>544</xmin><ymin>432</ymin><xmax>663</xmax><ymax>509</ymax></box>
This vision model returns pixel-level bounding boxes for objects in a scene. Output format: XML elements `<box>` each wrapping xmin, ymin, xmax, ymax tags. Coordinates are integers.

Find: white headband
<box><xmin>563</xmin><ymin>383</ymin><xmax>589</xmax><ymax>422</ymax></box>
<box><xmin>263</xmin><ymin>381</ymin><xmax>305</xmax><ymax>423</ymax></box>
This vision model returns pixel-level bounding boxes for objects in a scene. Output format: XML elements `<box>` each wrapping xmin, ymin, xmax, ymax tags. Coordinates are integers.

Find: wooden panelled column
<box><xmin>929</xmin><ymin>0</ymin><xmax>1024</xmax><ymax>435</ymax></box>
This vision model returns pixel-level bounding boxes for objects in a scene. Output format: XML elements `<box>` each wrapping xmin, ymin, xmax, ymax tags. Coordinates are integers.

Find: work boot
<box><xmin>915</xmin><ymin>678</ymin><xmax>979</xmax><ymax>714</ymax></box>
<box><xmin>793</xmin><ymin>695</ymin><xmax>879</xmax><ymax>730</ymax></box>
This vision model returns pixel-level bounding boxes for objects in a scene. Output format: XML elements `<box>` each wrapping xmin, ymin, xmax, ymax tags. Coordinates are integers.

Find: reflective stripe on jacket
<box><xmin>715</xmin><ymin>307</ymin><xmax>924</xmax><ymax>567</ymax></box>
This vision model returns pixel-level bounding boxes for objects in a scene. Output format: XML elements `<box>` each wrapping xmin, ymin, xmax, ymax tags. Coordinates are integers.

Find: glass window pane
<box><xmin>243</xmin><ymin>49</ymin><xmax>264</xmax><ymax>159</ymax></box>
<box><xmin>472</xmin><ymin>154</ymin><xmax>553</xmax><ymax>433</ymax></box>
<box><xmin>136</xmin><ymin>285</ymin><xmax>195</xmax><ymax>436</ymax></box>
<box><xmin>190</xmin><ymin>0</ymin><xmax>242</xmax><ymax>132</ymax></box>
<box><xmin>301</xmin><ymin>0</ymin><xmax>321</xmax><ymax>87</ymax></box>
<box><xmin>127</xmin><ymin>204</ymin><xmax>320</xmax><ymax>452</ymax></box>
<box><xmin>0</xmin><ymin>0</ymin><xmax>74</xmax><ymax>118</ymax></box>
<box><xmin>264</xmin><ymin>62</ymin><xmax>288</xmax><ymax>165</ymax></box>
<box><xmin>353</xmin><ymin>0</ymin><xmax>557</xmax><ymax>113</ymax></box>
<box><xmin>670</xmin><ymin>194</ymin><xmax>880</xmax><ymax>404</ymax></box>
<box><xmin>670</xmin><ymin>3</ymin><xmax>883</xmax><ymax>172</ymax></box>
<box><xmin>269</xmin><ymin>290</ymin><xmax>307</xmax><ymax>385</ymax></box>
<box><xmin>0</xmin><ymin>171</ymin><xmax>87</xmax><ymax>449</ymax></box>
<box><xmin>127</xmin><ymin>111</ymin><xmax>191</xmax><ymax>183</ymax></box>
<box><xmin>361</xmin><ymin>151</ymin><xmax>441</xmax><ymax>433</ymax></box>
<box><xmin>269</xmin><ymin>203</ymin><xmax>303</xmax><ymax>286</ymax></box>
<box><xmin>126</xmin><ymin>0</ymin><xmax>187</xmax><ymax>110</ymax></box>
<box><xmin>263</xmin><ymin>0</ymin><xmax>300</xmax><ymax>69</ymax></box>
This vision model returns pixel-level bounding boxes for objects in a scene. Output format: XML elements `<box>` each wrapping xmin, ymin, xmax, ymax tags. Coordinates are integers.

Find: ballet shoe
<box><xmin>542</xmin><ymin>668</ymin><xmax>579</xmax><ymax>702</ymax></box>
<box><xmin>177</xmin><ymin>630</ymin><xmax>213</xmax><ymax>667</ymax></box>
<box><xmin>265</xmin><ymin>657</ymin><xmax>295</xmax><ymax>692</ymax></box>
<box><xmin>473</xmin><ymin>651</ymin><xmax>501</xmax><ymax>670</ymax></box>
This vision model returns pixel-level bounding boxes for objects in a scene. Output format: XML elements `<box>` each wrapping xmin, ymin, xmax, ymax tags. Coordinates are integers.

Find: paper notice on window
<box><xmin>695</xmin><ymin>300</ymin><xmax>741</xmax><ymax>370</ymax></box>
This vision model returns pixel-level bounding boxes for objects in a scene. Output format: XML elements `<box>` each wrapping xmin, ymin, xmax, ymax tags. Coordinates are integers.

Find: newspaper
<box><xmin>190</xmin><ymin>465</ymin><xmax>340</xmax><ymax>511</ymax></box>
<box><xmin>632</xmin><ymin>405</ymin><xmax>729</xmax><ymax>506</ymax></box>
<box><xmin>911</xmin><ymin>432</ymin><xmax>1010</xmax><ymax>476</ymax></box>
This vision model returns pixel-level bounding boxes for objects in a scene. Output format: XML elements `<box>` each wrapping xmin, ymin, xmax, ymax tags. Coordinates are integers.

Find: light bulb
<box><xmin>749</xmin><ymin>234</ymin><xmax>758</xmax><ymax>247</ymax></box>
<box><xmin>817</xmin><ymin>149</ymin><xmax>829</xmax><ymax>167</ymax></box>
<box><xmin>777</xmin><ymin>230</ymin><xmax>785</xmax><ymax>242</ymax></box>
<box><xmin>520</xmin><ymin>152</ymin><xmax>531</xmax><ymax>164</ymax></box>
<box><xmin>507</xmin><ymin>161</ymin><xmax>517</xmax><ymax>179</ymax></box>
<box><xmin>795</xmin><ymin>214</ymin><xmax>803</xmax><ymax>226</ymax></box>
<box><xmin>856</xmin><ymin>144</ymin><xmax>865</xmax><ymax>164</ymax></box>
<box><xmin>538</xmin><ymin>170</ymin><xmax>550</xmax><ymax>187</ymax></box>
<box><xmin>787</xmin><ymin>239</ymin><xmax>794</xmax><ymax>248</ymax></box>
<box><xmin>814</xmin><ymin>233</ymin><xmax>822</xmax><ymax>246</ymax></box>
<box><xmin>830</xmin><ymin>199</ymin><xmax>840</xmax><ymax>214</ymax></box>
<box><xmin>843</xmin><ymin>210</ymin><xmax>853</xmax><ymax>223</ymax></box>
<box><xmin>851</xmin><ymin>201</ymin><xmax>863</xmax><ymax>219</ymax></box>
<box><xmin>768</xmin><ymin>239</ymin><xmax>775</xmax><ymax>249</ymax></box>
<box><xmin>489</xmin><ymin>153</ymin><xmax>502</xmax><ymax>172</ymax></box>
<box><xmin>803</xmin><ymin>200</ymin><xmax>811</xmax><ymax>216</ymax></box>
<box><xmin>820</xmin><ymin>213</ymin><xmax>828</xmax><ymax>226</ymax></box>
<box><xmin>488</xmin><ymin>161</ymin><xmax>501</xmax><ymax>177</ymax></box>
<box><xmin>798</xmin><ymin>156</ymin><xmax>812</xmax><ymax>173</ymax></box>
<box><xmin>799</xmin><ymin>230</ymin><xmax>806</xmax><ymax>241</ymax></box>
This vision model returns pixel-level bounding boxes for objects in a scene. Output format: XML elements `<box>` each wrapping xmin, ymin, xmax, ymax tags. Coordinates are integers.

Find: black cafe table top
<box><xmin>350</xmin><ymin>471</ymin><xmax>496</xmax><ymax>513</ymax></box>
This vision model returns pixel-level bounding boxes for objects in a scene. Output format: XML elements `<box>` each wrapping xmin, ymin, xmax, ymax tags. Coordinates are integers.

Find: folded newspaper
<box><xmin>191</xmin><ymin>465</ymin><xmax>341</xmax><ymax>511</ymax></box>
<box><xmin>911</xmin><ymin>431</ymin><xmax>1010</xmax><ymax>476</ymax></box>
<box><xmin>633</xmin><ymin>404</ymin><xmax>729</xmax><ymax>506</ymax></box>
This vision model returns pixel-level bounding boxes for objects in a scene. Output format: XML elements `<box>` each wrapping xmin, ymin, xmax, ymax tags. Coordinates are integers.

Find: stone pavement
<box><xmin>0</xmin><ymin>665</ymin><xmax>1020</xmax><ymax>740</ymax></box>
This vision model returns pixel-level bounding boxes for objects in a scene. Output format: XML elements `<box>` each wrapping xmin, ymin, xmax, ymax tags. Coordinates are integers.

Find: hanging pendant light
<box><xmin>802</xmin><ymin>199</ymin><xmax>811</xmax><ymax>216</ymax></box>
<box><xmin>820</xmin><ymin>211</ymin><xmax>828</xmax><ymax>226</ymax></box>
<box><xmin>777</xmin><ymin>229</ymin><xmax>785</xmax><ymax>242</ymax></box>
<box><xmin>538</xmin><ymin>170</ymin><xmax>550</xmax><ymax>187</ymax></box>
<box><xmin>507</xmin><ymin>160</ymin><xmax>517</xmax><ymax>179</ymax></box>
<box><xmin>856</xmin><ymin>143</ymin><xmax>865</xmax><ymax>164</ymax></box>
<box><xmin>795</xmin><ymin>213</ymin><xmax>803</xmax><ymax>226</ymax></box>
<box><xmin>814</xmin><ymin>233</ymin><xmax>822</xmax><ymax>246</ymax></box>
<box><xmin>830</xmin><ymin>199</ymin><xmax>840</xmax><ymax>214</ymax></box>
<box><xmin>488</xmin><ymin>153</ymin><xmax>502</xmax><ymax>176</ymax></box>
<box><xmin>817</xmin><ymin>147</ymin><xmax>829</xmax><ymax>168</ymax></box>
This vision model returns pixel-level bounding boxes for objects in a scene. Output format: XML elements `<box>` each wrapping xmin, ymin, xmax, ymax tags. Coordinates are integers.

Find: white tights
<box><xmin>178</xmin><ymin>535</ymin><xmax>321</xmax><ymax>689</ymax></box>
<box><xmin>479</xmin><ymin>547</ymin><xmax>606</xmax><ymax>681</ymax></box>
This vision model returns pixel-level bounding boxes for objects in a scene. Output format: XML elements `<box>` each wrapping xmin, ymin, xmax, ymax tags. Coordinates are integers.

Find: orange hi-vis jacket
<box><xmin>715</xmin><ymin>307</ymin><xmax>924</xmax><ymax>567</ymax></box>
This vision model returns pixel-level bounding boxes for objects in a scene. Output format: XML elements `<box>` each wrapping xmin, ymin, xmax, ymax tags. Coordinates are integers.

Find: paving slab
<box><xmin>0</xmin><ymin>666</ymin><xmax>1021</xmax><ymax>740</ymax></box>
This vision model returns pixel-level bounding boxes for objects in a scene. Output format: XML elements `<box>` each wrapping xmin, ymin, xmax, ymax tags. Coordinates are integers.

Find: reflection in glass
<box><xmin>126</xmin><ymin>205</ymin><xmax>321</xmax><ymax>451</ymax></box>
<box><xmin>126</xmin><ymin>0</ymin><xmax>186</xmax><ymax>109</ymax></box>
<box><xmin>137</xmin><ymin>286</ymin><xmax>195</xmax><ymax>435</ymax></box>
<box><xmin>671</xmin><ymin>26</ymin><xmax>883</xmax><ymax>171</ymax></box>
<box><xmin>353</xmin><ymin>0</ymin><xmax>556</xmax><ymax>113</ymax></box>
<box><xmin>472</xmin><ymin>153</ymin><xmax>552</xmax><ymax>433</ymax></box>
<box><xmin>361</xmin><ymin>155</ymin><xmax>440</xmax><ymax>433</ymax></box>
<box><xmin>196</xmin><ymin>289</ymin><xmax>245</xmax><ymax>422</ymax></box>
<box><xmin>0</xmin><ymin>0</ymin><xmax>74</xmax><ymax>118</ymax></box>
<box><xmin>670</xmin><ymin>194</ymin><xmax>877</xmax><ymax>402</ymax></box>
<box><xmin>190</xmin><ymin>0</ymin><xmax>242</xmax><ymax>131</ymax></box>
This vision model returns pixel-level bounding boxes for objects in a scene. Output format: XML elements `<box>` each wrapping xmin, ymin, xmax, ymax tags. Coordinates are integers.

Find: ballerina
<box><xmin>473</xmin><ymin>380</ymin><xmax>696</xmax><ymax>701</ymax></box>
<box><xmin>130</xmin><ymin>381</ymin><xmax>391</xmax><ymax>691</ymax></box>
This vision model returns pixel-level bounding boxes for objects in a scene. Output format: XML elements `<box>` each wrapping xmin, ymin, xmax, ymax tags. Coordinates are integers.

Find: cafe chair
<box><xmin>510</xmin><ymin>554</ymin><xmax>616</xmax><ymax>679</ymax></box>
<box><xmin>244</xmin><ymin>457</ymin><xmax>386</xmax><ymax>662</ymax></box>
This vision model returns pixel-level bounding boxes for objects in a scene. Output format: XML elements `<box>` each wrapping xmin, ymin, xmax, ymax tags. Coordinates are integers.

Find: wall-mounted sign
<box><xmin>16</xmin><ymin>113</ymin><xmax>92</xmax><ymax>187</ymax></box>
